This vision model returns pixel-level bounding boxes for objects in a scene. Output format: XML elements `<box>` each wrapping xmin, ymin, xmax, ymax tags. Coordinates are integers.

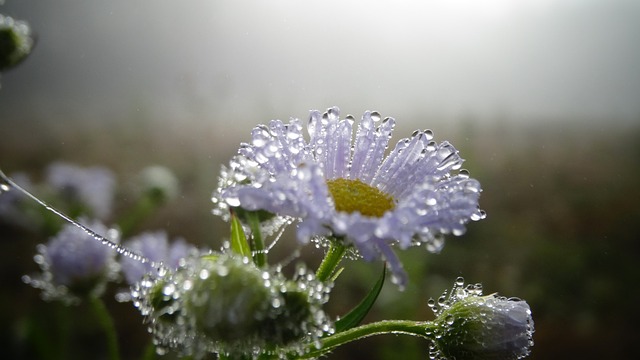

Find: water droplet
<box><xmin>445</xmin><ymin>315</ymin><xmax>455</xmax><ymax>325</ymax></box>
<box><xmin>162</xmin><ymin>283</ymin><xmax>176</xmax><ymax>296</ymax></box>
<box><xmin>327</xmin><ymin>106</ymin><xmax>340</xmax><ymax>121</ymax></box>
<box><xmin>471</xmin><ymin>209</ymin><xmax>487</xmax><ymax>221</ymax></box>
<box><xmin>345</xmin><ymin>114</ymin><xmax>355</xmax><ymax>125</ymax></box>
<box><xmin>225</xmin><ymin>196</ymin><xmax>240</xmax><ymax>207</ymax></box>
<box><xmin>455</xmin><ymin>276</ymin><xmax>465</xmax><ymax>286</ymax></box>
<box><xmin>424</xmin><ymin>129</ymin><xmax>434</xmax><ymax>140</ymax></box>
<box><xmin>199</xmin><ymin>269</ymin><xmax>210</xmax><ymax>279</ymax></box>
<box><xmin>370</xmin><ymin>111</ymin><xmax>381</xmax><ymax>122</ymax></box>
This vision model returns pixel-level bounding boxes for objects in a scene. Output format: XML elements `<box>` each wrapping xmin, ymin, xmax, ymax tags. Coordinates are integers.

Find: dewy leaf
<box><xmin>334</xmin><ymin>265</ymin><xmax>386</xmax><ymax>333</ymax></box>
<box><xmin>230</xmin><ymin>210</ymin><xmax>252</xmax><ymax>258</ymax></box>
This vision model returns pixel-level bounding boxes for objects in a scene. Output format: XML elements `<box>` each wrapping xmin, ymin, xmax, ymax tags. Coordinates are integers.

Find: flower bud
<box><xmin>131</xmin><ymin>253</ymin><xmax>332</xmax><ymax>358</ymax></box>
<box><xmin>138</xmin><ymin>165</ymin><xmax>179</xmax><ymax>204</ymax></box>
<box><xmin>429</xmin><ymin>278</ymin><xmax>534</xmax><ymax>360</ymax></box>
<box><xmin>0</xmin><ymin>14</ymin><xmax>34</xmax><ymax>71</ymax></box>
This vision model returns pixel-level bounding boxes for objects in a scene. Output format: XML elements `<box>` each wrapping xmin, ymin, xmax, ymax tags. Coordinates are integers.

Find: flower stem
<box><xmin>246</xmin><ymin>211</ymin><xmax>267</xmax><ymax>267</ymax></box>
<box><xmin>88</xmin><ymin>296</ymin><xmax>120</xmax><ymax>360</ymax></box>
<box><xmin>117</xmin><ymin>196</ymin><xmax>156</xmax><ymax>237</ymax></box>
<box><xmin>300</xmin><ymin>320</ymin><xmax>436</xmax><ymax>358</ymax></box>
<box><xmin>315</xmin><ymin>240</ymin><xmax>347</xmax><ymax>282</ymax></box>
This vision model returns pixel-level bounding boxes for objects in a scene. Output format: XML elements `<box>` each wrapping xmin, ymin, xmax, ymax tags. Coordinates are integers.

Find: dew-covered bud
<box><xmin>138</xmin><ymin>165</ymin><xmax>179</xmax><ymax>204</ymax></box>
<box><xmin>132</xmin><ymin>253</ymin><xmax>333</xmax><ymax>359</ymax></box>
<box><xmin>428</xmin><ymin>278</ymin><xmax>534</xmax><ymax>360</ymax></box>
<box><xmin>0</xmin><ymin>13</ymin><xmax>34</xmax><ymax>71</ymax></box>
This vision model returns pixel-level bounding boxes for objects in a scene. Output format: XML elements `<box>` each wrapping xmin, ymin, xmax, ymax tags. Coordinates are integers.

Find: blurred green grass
<box><xmin>1</xmin><ymin>114</ymin><xmax>638</xmax><ymax>359</ymax></box>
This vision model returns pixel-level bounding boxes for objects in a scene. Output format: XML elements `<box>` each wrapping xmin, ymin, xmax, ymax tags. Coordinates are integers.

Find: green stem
<box><xmin>246</xmin><ymin>211</ymin><xmax>267</xmax><ymax>267</ymax></box>
<box><xmin>141</xmin><ymin>341</ymin><xmax>156</xmax><ymax>360</ymax></box>
<box><xmin>315</xmin><ymin>240</ymin><xmax>347</xmax><ymax>282</ymax></box>
<box><xmin>88</xmin><ymin>296</ymin><xmax>120</xmax><ymax>360</ymax></box>
<box><xmin>300</xmin><ymin>320</ymin><xmax>436</xmax><ymax>359</ymax></box>
<box><xmin>117</xmin><ymin>196</ymin><xmax>155</xmax><ymax>237</ymax></box>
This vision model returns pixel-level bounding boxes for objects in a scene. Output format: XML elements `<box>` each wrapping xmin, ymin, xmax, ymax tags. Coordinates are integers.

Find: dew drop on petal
<box><xmin>424</xmin><ymin>129</ymin><xmax>434</xmax><ymax>140</ymax></box>
<box><xmin>225</xmin><ymin>197</ymin><xmax>241</xmax><ymax>207</ymax></box>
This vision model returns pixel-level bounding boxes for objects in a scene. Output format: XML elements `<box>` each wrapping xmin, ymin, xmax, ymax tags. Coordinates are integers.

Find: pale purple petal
<box><xmin>46</xmin><ymin>162</ymin><xmax>116</xmax><ymax>219</ymax></box>
<box><xmin>217</xmin><ymin>107</ymin><xmax>484</xmax><ymax>287</ymax></box>
<box><xmin>120</xmin><ymin>231</ymin><xmax>198</xmax><ymax>285</ymax></box>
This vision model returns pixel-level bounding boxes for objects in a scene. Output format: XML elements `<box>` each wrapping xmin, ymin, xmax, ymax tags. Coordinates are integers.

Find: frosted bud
<box><xmin>430</xmin><ymin>281</ymin><xmax>534</xmax><ymax>360</ymax></box>
<box><xmin>132</xmin><ymin>254</ymin><xmax>333</xmax><ymax>358</ymax></box>
<box><xmin>0</xmin><ymin>14</ymin><xmax>34</xmax><ymax>71</ymax></box>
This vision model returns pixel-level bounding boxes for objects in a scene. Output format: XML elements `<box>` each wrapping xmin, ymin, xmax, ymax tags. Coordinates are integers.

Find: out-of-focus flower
<box><xmin>131</xmin><ymin>253</ymin><xmax>333</xmax><ymax>359</ymax></box>
<box><xmin>22</xmin><ymin>219</ymin><xmax>120</xmax><ymax>304</ymax></box>
<box><xmin>0</xmin><ymin>13</ymin><xmax>34</xmax><ymax>72</ymax></box>
<box><xmin>119</xmin><ymin>231</ymin><xmax>197</xmax><ymax>285</ymax></box>
<box><xmin>428</xmin><ymin>278</ymin><xmax>534</xmax><ymax>360</ymax></box>
<box><xmin>214</xmin><ymin>107</ymin><xmax>484</xmax><ymax>286</ymax></box>
<box><xmin>46</xmin><ymin>162</ymin><xmax>116</xmax><ymax>219</ymax></box>
<box><xmin>138</xmin><ymin>165</ymin><xmax>179</xmax><ymax>204</ymax></box>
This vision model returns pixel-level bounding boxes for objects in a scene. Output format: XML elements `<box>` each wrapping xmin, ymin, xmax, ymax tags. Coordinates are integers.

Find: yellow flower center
<box><xmin>326</xmin><ymin>178</ymin><xmax>395</xmax><ymax>218</ymax></box>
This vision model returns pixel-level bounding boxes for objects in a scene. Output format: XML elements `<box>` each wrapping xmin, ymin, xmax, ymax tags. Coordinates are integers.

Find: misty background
<box><xmin>1</xmin><ymin>1</ymin><xmax>639</xmax><ymax>359</ymax></box>
<box><xmin>1</xmin><ymin>0</ymin><xmax>639</xmax><ymax>124</ymax></box>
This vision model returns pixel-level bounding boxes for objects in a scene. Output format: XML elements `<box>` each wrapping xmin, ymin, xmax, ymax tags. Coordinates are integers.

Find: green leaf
<box><xmin>333</xmin><ymin>265</ymin><xmax>386</xmax><ymax>333</ymax></box>
<box><xmin>230</xmin><ymin>210</ymin><xmax>252</xmax><ymax>258</ymax></box>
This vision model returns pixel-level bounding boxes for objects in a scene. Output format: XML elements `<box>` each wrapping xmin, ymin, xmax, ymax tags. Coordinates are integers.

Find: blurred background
<box><xmin>1</xmin><ymin>0</ymin><xmax>639</xmax><ymax>359</ymax></box>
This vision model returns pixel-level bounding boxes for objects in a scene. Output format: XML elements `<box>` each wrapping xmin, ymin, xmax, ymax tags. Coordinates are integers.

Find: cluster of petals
<box><xmin>46</xmin><ymin>162</ymin><xmax>116</xmax><ymax>219</ymax></box>
<box><xmin>217</xmin><ymin>107</ymin><xmax>484</xmax><ymax>286</ymax></box>
<box><xmin>22</xmin><ymin>219</ymin><xmax>119</xmax><ymax>303</ymax></box>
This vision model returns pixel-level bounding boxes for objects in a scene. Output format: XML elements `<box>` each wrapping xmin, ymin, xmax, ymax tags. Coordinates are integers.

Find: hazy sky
<box><xmin>1</xmin><ymin>0</ymin><xmax>639</xmax><ymax>125</ymax></box>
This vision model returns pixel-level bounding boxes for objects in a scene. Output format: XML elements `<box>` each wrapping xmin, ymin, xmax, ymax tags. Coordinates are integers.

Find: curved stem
<box><xmin>300</xmin><ymin>320</ymin><xmax>436</xmax><ymax>359</ymax></box>
<box><xmin>315</xmin><ymin>240</ymin><xmax>347</xmax><ymax>282</ymax></box>
<box><xmin>88</xmin><ymin>296</ymin><xmax>120</xmax><ymax>360</ymax></box>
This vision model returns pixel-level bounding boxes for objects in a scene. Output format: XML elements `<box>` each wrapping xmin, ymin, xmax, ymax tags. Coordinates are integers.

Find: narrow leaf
<box><xmin>334</xmin><ymin>265</ymin><xmax>386</xmax><ymax>333</ymax></box>
<box><xmin>230</xmin><ymin>210</ymin><xmax>252</xmax><ymax>258</ymax></box>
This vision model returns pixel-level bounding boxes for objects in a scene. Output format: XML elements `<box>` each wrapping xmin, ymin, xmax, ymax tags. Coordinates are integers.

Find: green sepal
<box><xmin>333</xmin><ymin>265</ymin><xmax>386</xmax><ymax>333</ymax></box>
<box><xmin>229</xmin><ymin>210</ymin><xmax>252</xmax><ymax>258</ymax></box>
